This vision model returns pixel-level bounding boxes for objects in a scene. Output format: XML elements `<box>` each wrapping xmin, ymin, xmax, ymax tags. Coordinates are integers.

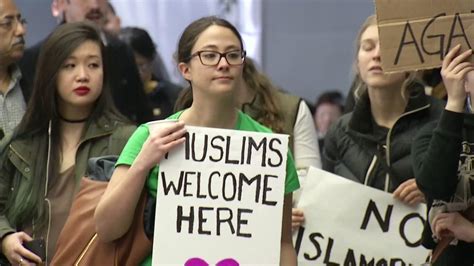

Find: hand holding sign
<box><xmin>393</xmin><ymin>178</ymin><xmax>425</xmax><ymax>206</ymax></box>
<box><xmin>291</xmin><ymin>208</ymin><xmax>305</xmax><ymax>230</ymax></box>
<box><xmin>153</xmin><ymin>126</ymin><xmax>289</xmax><ymax>265</ymax></box>
<box><xmin>442</xmin><ymin>45</ymin><xmax>474</xmax><ymax>113</ymax></box>
<box><xmin>294</xmin><ymin>168</ymin><xmax>429</xmax><ymax>265</ymax></box>
<box><xmin>135</xmin><ymin>120</ymin><xmax>187</xmax><ymax>171</ymax></box>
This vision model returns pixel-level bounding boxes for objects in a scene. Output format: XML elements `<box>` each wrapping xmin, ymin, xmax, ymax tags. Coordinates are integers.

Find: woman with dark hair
<box><xmin>95</xmin><ymin>16</ymin><xmax>299</xmax><ymax>265</ymax></box>
<box><xmin>119</xmin><ymin>27</ymin><xmax>181</xmax><ymax>120</ymax></box>
<box><xmin>174</xmin><ymin>58</ymin><xmax>318</xmax><ymax>229</ymax></box>
<box><xmin>323</xmin><ymin>15</ymin><xmax>443</xmax><ymax>202</ymax></box>
<box><xmin>175</xmin><ymin>58</ymin><xmax>320</xmax><ymax>169</ymax></box>
<box><xmin>0</xmin><ymin>22</ymin><xmax>135</xmax><ymax>264</ymax></box>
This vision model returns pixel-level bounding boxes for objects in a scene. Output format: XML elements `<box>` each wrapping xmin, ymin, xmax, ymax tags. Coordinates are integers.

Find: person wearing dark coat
<box><xmin>412</xmin><ymin>46</ymin><xmax>474</xmax><ymax>266</ymax></box>
<box><xmin>119</xmin><ymin>26</ymin><xmax>182</xmax><ymax>120</ymax></box>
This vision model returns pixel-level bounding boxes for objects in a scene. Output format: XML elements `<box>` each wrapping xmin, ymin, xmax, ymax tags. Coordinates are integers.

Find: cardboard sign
<box><xmin>375</xmin><ymin>0</ymin><xmax>474</xmax><ymax>72</ymax></box>
<box><xmin>152</xmin><ymin>126</ymin><xmax>289</xmax><ymax>265</ymax></box>
<box><xmin>294</xmin><ymin>167</ymin><xmax>430</xmax><ymax>265</ymax></box>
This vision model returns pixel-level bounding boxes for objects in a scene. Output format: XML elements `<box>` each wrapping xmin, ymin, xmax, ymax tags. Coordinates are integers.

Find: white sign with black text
<box><xmin>153</xmin><ymin>126</ymin><xmax>289</xmax><ymax>265</ymax></box>
<box><xmin>294</xmin><ymin>167</ymin><xmax>430</xmax><ymax>265</ymax></box>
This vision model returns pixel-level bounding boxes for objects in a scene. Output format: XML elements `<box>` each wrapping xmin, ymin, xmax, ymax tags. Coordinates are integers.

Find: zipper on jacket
<box><xmin>384</xmin><ymin>173</ymin><xmax>390</xmax><ymax>192</ymax></box>
<box><xmin>384</xmin><ymin>103</ymin><xmax>430</xmax><ymax>191</ymax></box>
<box><xmin>44</xmin><ymin>121</ymin><xmax>52</xmax><ymax>265</ymax></box>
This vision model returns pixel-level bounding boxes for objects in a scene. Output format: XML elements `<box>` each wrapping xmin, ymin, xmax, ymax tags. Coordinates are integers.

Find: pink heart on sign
<box><xmin>216</xmin><ymin>258</ymin><xmax>239</xmax><ymax>266</ymax></box>
<box><xmin>185</xmin><ymin>258</ymin><xmax>239</xmax><ymax>266</ymax></box>
<box><xmin>185</xmin><ymin>258</ymin><xmax>208</xmax><ymax>266</ymax></box>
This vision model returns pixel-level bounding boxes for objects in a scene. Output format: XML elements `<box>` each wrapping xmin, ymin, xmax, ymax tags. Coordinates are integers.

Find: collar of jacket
<box><xmin>348</xmin><ymin>82</ymin><xmax>430</xmax><ymax>135</ymax></box>
<box><xmin>9</xmin><ymin>113</ymin><xmax>120</xmax><ymax>162</ymax></box>
<box><xmin>240</xmin><ymin>89</ymin><xmax>293</xmax><ymax>122</ymax></box>
<box><xmin>241</xmin><ymin>92</ymin><xmax>261</xmax><ymax>119</ymax></box>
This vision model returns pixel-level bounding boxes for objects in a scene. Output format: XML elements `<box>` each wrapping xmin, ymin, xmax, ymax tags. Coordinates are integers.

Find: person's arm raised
<box><xmin>94</xmin><ymin>122</ymin><xmax>186</xmax><ymax>242</ymax></box>
<box><xmin>442</xmin><ymin>44</ymin><xmax>474</xmax><ymax>113</ymax></box>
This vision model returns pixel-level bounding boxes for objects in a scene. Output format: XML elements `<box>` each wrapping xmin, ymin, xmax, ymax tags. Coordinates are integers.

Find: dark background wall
<box><xmin>262</xmin><ymin>0</ymin><xmax>372</xmax><ymax>102</ymax></box>
<box><xmin>17</xmin><ymin>0</ymin><xmax>56</xmax><ymax>47</ymax></box>
<box><xmin>16</xmin><ymin>0</ymin><xmax>374</xmax><ymax>103</ymax></box>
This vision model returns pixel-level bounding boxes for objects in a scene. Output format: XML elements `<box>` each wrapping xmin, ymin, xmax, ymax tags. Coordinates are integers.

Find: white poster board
<box><xmin>294</xmin><ymin>167</ymin><xmax>430</xmax><ymax>265</ymax></box>
<box><xmin>153</xmin><ymin>126</ymin><xmax>289</xmax><ymax>265</ymax></box>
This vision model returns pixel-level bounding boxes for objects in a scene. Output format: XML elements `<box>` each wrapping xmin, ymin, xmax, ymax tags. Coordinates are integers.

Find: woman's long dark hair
<box><xmin>5</xmin><ymin>22</ymin><xmax>121</xmax><ymax>228</ymax></box>
<box><xmin>119</xmin><ymin>27</ymin><xmax>156</xmax><ymax>60</ymax></box>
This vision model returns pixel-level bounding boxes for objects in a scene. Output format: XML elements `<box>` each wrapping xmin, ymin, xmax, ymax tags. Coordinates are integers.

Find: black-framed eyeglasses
<box><xmin>190</xmin><ymin>50</ymin><xmax>246</xmax><ymax>66</ymax></box>
<box><xmin>0</xmin><ymin>17</ymin><xmax>27</xmax><ymax>31</ymax></box>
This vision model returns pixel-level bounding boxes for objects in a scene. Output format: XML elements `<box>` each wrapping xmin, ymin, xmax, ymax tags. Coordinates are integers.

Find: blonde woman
<box><xmin>322</xmin><ymin>15</ymin><xmax>443</xmax><ymax>203</ymax></box>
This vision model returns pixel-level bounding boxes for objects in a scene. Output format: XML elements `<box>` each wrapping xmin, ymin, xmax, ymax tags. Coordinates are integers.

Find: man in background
<box><xmin>103</xmin><ymin>1</ymin><xmax>120</xmax><ymax>35</ymax></box>
<box><xmin>0</xmin><ymin>0</ymin><xmax>27</xmax><ymax>139</ymax></box>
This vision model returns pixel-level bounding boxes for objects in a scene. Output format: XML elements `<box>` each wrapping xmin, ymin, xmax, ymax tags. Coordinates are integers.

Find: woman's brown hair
<box><xmin>241</xmin><ymin>58</ymin><xmax>284</xmax><ymax>133</ymax></box>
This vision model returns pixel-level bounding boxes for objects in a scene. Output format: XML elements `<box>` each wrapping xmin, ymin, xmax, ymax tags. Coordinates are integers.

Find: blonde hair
<box><xmin>352</xmin><ymin>15</ymin><xmax>417</xmax><ymax>100</ymax></box>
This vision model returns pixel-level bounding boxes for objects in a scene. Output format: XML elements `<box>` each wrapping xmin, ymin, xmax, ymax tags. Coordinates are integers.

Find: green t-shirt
<box><xmin>116</xmin><ymin>110</ymin><xmax>299</xmax><ymax>265</ymax></box>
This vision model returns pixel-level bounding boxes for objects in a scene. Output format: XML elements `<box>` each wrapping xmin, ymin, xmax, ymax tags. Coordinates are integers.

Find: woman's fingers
<box><xmin>291</xmin><ymin>208</ymin><xmax>305</xmax><ymax>230</ymax></box>
<box><xmin>154</xmin><ymin>121</ymin><xmax>186</xmax><ymax>137</ymax></box>
<box><xmin>407</xmin><ymin>194</ymin><xmax>425</xmax><ymax>206</ymax></box>
<box><xmin>447</xmin><ymin>48</ymin><xmax>472</xmax><ymax>72</ymax></box>
<box><xmin>459</xmin><ymin>67</ymin><xmax>474</xmax><ymax>79</ymax></box>
<box><xmin>161</xmin><ymin>127</ymin><xmax>187</xmax><ymax>145</ymax></box>
<box><xmin>162</xmin><ymin>136</ymin><xmax>186</xmax><ymax>152</ymax></box>
<box><xmin>393</xmin><ymin>179</ymin><xmax>425</xmax><ymax>206</ymax></box>
<box><xmin>393</xmin><ymin>179</ymin><xmax>414</xmax><ymax>198</ymax></box>
<box><xmin>2</xmin><ymin>233</ymin><xmax>41</xmax><ymax>265</ymax></box>
<box><xmin>442</xmin><ymin>44</ymin><xmax>462</xmax><ymax>70</ymax></box>
<box><xmin>451</xmin><ymin>61</ymin><xmax>474</xmax><ymax>76</ymax></box>
<box><xmin>16</xmin><ymin>247</ymin><xmax>42</xmax><ymax>265</ymax></box>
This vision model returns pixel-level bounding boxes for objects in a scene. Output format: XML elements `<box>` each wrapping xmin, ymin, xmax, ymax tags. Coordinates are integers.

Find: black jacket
<box><xmin>147</xmin><ymin>77</ymin><xmax>182</xmax><ymax>120</ymax></box>
<box><xmin>412</xmin><ymin>110</ymin><xmax>474</xmax><ymax>265</ymax></box>
<box><xmin>19</xmin><ymin>31</ymin><xmax>153</xmax><ymax>124</ymax></box>
<box><xmin>323</xmin><ymin>83</ymin><xmax>444</xmax><ymax>192</ymax></box>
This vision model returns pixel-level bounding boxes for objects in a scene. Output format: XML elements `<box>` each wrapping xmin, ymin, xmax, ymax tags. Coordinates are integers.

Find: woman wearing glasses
<box><xmin>94</xmin><ymin>16</ymin><xmax>299</xmax><ymax>265</ymax></box>
<box><xmin>175</xmin><ymin>56</ymin><xmax>321</xmax><ymax>230</ymax></box>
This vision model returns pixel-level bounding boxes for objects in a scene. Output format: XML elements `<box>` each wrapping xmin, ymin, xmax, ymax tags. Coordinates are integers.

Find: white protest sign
<box><xmin>294</xmin><ymin>167</ymin><xmax>430</xmax><ymax>265</ymax></box>
<box><xmin>152</xmin><ymin>126</ymin><xmax>289</xmax><ymax>265</ymax></box>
